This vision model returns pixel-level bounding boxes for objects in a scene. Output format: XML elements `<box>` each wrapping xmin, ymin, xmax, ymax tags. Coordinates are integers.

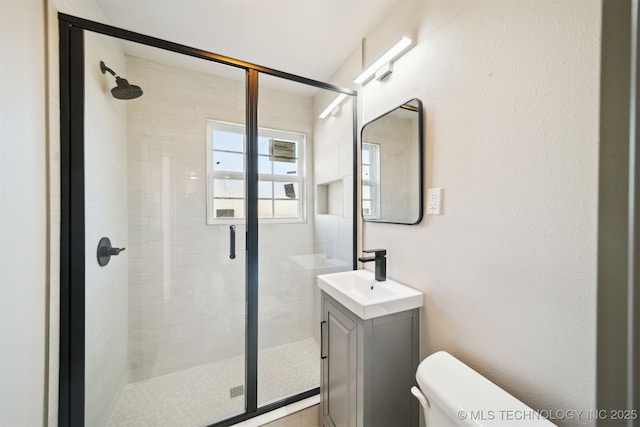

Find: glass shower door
<box><xmin>63</xmin><ymin>16</ymin><xmax>356</xmax><ymax>425</ymax></box>
<box><xmin>83</xmin><ymin>32</ymin><xmax>248</xmax><ymax>426</ymax></box>
<box><xmin>256</xmin><ymin>73</ymin><xmax>355</xmax><ymax>406</ymax></box>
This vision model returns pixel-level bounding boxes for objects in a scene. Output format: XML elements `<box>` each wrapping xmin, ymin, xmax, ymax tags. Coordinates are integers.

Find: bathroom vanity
<box><xmin>317</xmin><ymin>270</ymin><xmax>422</xmax><ymax>427</ymax></box>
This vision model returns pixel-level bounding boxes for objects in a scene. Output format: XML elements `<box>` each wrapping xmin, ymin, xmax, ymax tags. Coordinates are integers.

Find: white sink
<box><xmin>317</xmin><ymin>269</ymin><xmax>423</xmax><ymax>320</ymax></box>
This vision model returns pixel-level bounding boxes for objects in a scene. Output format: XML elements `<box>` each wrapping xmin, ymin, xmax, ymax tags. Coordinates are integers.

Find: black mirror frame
<box><xmin>360</xmin><ymin>98</ymin><xmax>424</xmax><ymax>225</ymax></box>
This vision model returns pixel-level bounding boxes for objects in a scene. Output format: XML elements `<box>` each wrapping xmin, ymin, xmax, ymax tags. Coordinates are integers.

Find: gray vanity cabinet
<box><xmin>320</xmin><ymin>292</ymin><xmax>420</xmax><ymax>427</ymax></box>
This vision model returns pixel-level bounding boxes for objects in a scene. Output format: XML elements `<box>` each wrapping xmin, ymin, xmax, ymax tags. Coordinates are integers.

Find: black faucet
<box><xmin>358</xmin><ymin>249</ymin><xmax>387</xmax><ymax>281</ymax></box>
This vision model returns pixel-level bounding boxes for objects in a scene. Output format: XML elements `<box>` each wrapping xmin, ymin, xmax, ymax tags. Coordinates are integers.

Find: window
<box><xmin>207</xmin><ymin>120</ymin><xmax>306</xmax><ymax>223</ymax></box>
<box><xmin>361</xmin><ymin>142</ymin><xmax>380</xmax><ymax>220</ymax></box>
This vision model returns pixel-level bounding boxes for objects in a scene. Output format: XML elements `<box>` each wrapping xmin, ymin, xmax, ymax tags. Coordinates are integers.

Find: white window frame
<box><xmin>206</xmin><ymin>120</ymin><xmax>306</xmax><ymax>224</ymax></box>
<box><xmin>362</xmin><ymin>142</ymin><xmax>381</xmax><ymax>220</ymax></box>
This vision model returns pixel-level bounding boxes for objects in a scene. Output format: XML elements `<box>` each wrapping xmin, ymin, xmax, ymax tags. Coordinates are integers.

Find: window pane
<box><xmin>207</xmin><ymin>120</ymin><xmax>306</xmax><ymax>223</ymax></box>
<box><xmin>258</xmin><ymin>200</ymin><xmax>273</xmax><ymax>218</ymax></box>
<box><xmin>214</xmin><ymin>151</ymin><xmax>244</xmax><ymax>172</ymax></box>
<box><xmin>258</xmin><ymin>136</ymin><xmax>270</xmax><ymax>155</ymax></box>
<box><xmin>258</xmin><ymin>181</ymin><xmax>273</xmax><ymax>198</ymax></box>
<box><xmin>214</xmin><ymin>130</ymin><xmax>244</xmax><ymax>152</ymax></box>
<box><xmin>273</xmin><ymin>160</ymin><xmax>298</xmax><ymax>176</ymax></box>
<box><xmin>362</xmin><ymin>149</ymin><xmax>370</xmax><ymax>164</ymax></box>
<box><xmin>362</xmin><ymin>185</ymin><xmax>371</xmax><ymax>200</ymax></box>
<box><xmin>362</xmin><ymin>165</ymin><xmax>371</xmax><ymax>180</ymax></box>
<box><xmin>214</xmin><ymin>179</ymin><xmax>244</xmax><ymax>198</ymax></box>
<box><xmin>212</xmin><ymin>199</ymin><xmax>244</xmax><ymax>219</ymax></box>
<box><xmin>258</xmin><ymin>155</ymin><xmax>272</xmax><ymax>174</ymax></box>
<box><xmin>274</xmin><ymin>182</ymin><xmax>298</xmax><ymax>199</ymax></box>
<box><xmin>274</xmin><ymin>200</ymin><xmax>298</xmax><ymax>218</ymax></box>
<box><xmin>362</xmin><ymin>201</ymin><xmax>372</xmax><ymax>216</ymax></box>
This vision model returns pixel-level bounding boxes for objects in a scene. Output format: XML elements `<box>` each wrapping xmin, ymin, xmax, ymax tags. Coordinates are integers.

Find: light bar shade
<box><xmin>353</xmin><ymin>36</ymin><xmax>412</xmax><ymax>85</ymax></box>
<box><xmin>319</xmin><ymin>93</ymin><xmax>348</xmax><ymax>119</ymax></box>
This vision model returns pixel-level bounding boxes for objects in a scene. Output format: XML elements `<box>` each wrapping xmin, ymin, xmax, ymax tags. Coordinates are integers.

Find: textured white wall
<box><xmin>0</xmin><ymin>1</ymin><xmax>47</xmax><ymax>425</ymax></box>
<box><xmin>358</xmin><ymin>1</ymin><xmax>599</xmax><ymax>425</ymax></box>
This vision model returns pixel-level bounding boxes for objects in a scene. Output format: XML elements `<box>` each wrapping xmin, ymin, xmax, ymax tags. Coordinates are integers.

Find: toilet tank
<box><xmin>414</xmin><ymin>351</ymin><xmax>555</xmax><ymax>426</ymax></box>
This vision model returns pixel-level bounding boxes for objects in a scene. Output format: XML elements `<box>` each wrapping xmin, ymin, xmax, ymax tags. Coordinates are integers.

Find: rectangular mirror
<box><xmin>361</xmin><ymin>98</ymin><xmax>423</xmax><ymax>224</ymax></box>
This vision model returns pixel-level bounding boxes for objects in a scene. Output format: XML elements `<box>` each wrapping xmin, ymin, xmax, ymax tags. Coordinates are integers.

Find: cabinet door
<box><xmin>322</xmin><ymin>299</ymin><xmax>358</xmax><ymax>427</ymax></box>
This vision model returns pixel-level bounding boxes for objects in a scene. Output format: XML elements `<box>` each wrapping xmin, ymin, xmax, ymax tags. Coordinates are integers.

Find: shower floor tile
<box><xmin>107</xmin><ymin>338</ymin><xmax>320</xmax><ymax>427</ymax></box>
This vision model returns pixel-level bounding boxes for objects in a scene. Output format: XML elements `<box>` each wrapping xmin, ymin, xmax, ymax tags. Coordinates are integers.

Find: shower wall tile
<box><xmin>83</xmin><ymin>31</ymin><xmax>129</xmax><ymax>427</ymax></box>
<box><xmin>126</xmin><ymin>56</ymin><xmax>317</xmax><ymax>382</ymax></box>
<box><xmin>342</xmin><ymin>175</ymin><xmax>354</xmax><ymax>219</ymax></box>
<box><xmin>312</xmin><ymin>136</ymin><xmax>341</xmax><ymax>186</ymax></box>
<box><xmin>312</xmin><ymin>93</ymin><xmax>354</xmax><ymax>262</ymax></box>
<box><xmin>311</xmin><ymin>94</ymin><xmax>355</xmax><ymax>348</ymax></box>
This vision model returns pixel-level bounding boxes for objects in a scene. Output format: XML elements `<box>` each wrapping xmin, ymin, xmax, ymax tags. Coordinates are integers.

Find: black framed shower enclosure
<box><xmin>58</xmin><ymin>13</ymin><xmax>357</xmax><ymax>426</ymax></box>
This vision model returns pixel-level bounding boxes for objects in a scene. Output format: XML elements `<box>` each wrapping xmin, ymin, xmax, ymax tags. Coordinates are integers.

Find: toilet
<box><xmin>411</xmin><ymin>351</ymin><xmax>555</xmax><ymax>426</ymax></box>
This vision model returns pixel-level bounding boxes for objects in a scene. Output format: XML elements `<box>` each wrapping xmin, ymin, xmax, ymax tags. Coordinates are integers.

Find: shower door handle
<box><xmin>229</xmin><ymin>225</ymin><xmax>236</xmax><ymax>260</ymax></box>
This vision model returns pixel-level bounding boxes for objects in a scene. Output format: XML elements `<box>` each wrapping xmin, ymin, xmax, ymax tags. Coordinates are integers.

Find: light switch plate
<box><xmin>427</xmin><ymin>188</ymin><xmax>442</xmax><ymax>215</ymax></box>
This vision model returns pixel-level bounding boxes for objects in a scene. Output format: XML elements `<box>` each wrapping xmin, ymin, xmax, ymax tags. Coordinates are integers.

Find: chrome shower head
<box><xmin>100</xmin><ymin>61</ymin><xmax>143</xmax><ymax>100</ymax></box>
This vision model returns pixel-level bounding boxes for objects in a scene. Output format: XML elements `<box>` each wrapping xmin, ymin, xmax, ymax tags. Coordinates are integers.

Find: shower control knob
<box><xmin>104</xmin><ymin>246</ymin><xmax>126</xmax><ymax>256</ymax></box>
<box><xmin>97</xmin><ymin>237</ymin><xmax>126</xmax><ymax>267</ymax></box>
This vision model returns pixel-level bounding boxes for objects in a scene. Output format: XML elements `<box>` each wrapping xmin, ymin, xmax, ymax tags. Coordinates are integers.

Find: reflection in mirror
<box><xmin>361</xmin><ymin>98</ymin><xmax>423</xmax><ymax>224</ymax></box>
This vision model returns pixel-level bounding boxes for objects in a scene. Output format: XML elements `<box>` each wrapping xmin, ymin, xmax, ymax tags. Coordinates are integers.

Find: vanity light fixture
<box><xmin>318</xmin><ymin>93</ymin><xmax>348</xmax><ymax>119</ymax></box>
<box><xmin>353</xmin><ymin>36</ymin><xmax>412</xmax><ymax>85</ymax></box>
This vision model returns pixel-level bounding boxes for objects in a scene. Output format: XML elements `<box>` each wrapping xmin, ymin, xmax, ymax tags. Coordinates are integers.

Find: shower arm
<box><xmin>99</xmin><ymin>60</ymin><xmax>143</xmax><ymax>100</ymax></box>
<box><xmin>100</xmin><ymin>61</ymin><xmax>117</xmax><ymax>77</ymax></box>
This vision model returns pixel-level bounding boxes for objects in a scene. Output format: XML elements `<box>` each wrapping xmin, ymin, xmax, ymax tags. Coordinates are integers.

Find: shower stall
<box><xmin>59</xmin><ymin>15</ymin><xmax>356</xmax><ymax>426</ymax></box>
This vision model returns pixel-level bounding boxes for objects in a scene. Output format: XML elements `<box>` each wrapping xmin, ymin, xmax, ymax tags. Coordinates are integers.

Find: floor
<box><xmin>107</xmin><ymin>338</ymin><xmax>320</xmax><ymax>426</ymax></box>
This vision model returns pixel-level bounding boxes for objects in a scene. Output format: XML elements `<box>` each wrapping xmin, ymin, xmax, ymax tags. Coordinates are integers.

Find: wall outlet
<box><xmin>427</xmin><ymin>187</ymin><xmax>442</xmax><ymax>215</ymax></box>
